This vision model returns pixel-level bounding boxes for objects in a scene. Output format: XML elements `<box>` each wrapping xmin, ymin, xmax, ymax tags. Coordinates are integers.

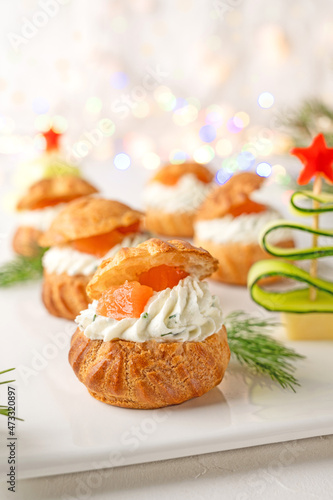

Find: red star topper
<box><xmin>291</xmin><ymin>133</ymin><xmax>333</xmax><ymax>185</ymax></box>
<box><xmin>43</xmin><ymin>129</ymin><xmax>61</xmax><ymax>152</ymax></box>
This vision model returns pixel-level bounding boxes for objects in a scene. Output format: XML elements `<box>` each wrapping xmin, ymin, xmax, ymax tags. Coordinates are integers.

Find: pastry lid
<box><xmin>196</xmin><ymin>172</ymin><xmax>265</xmax><ymax>221</ymax></box>
<box><xmin>150</xmin><ymin>161</ymin><xmax>214</xmax><ymax>185</ymax></box>
<box><xmin>39</xmin><ymin>197</ymin><xmax>143</xmax><ymax>247</ymax></box>
<box><xmin>86</xmin><ymin>238</ymin><xmax>218</xmax><ymax>300</ymax></box>
<box><xmin>16</xmin><ymin>175</ymin><xmax>98</xmax><ymax>211</ymax></box>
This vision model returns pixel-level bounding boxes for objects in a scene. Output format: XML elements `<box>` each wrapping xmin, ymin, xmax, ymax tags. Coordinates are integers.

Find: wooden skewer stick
<box><xmin>309</xmin><ymin>175</ymin><xmax>322</xmax><ymax>301</ymax></box>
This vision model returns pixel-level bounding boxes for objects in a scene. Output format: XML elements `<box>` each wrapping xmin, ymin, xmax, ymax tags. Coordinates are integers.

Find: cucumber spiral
<box><xmin>248</xmin><ymin>190</ymin><xmax>333</xmax><ymax>313</ymax></box>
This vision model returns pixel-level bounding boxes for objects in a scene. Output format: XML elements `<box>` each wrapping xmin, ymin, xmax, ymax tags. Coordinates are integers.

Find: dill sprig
<box><xmin>0</xmin><ymin>369</ymin><xmax>15</xmax><ymax>418</ymax></box>
<box><xmin>225</xmin><ymin>311</ymin><xmax>305</xmax><ymax>392</ymax></box>
<box><xmin>0</xmin><ymin>250</ymin><xmax>45</xmax><ymax>287</ymax></box>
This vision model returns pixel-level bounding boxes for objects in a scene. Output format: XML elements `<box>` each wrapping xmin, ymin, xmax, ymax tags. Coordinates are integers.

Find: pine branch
<box><xmin>225</xmin><ymin>311</ymin><xmax>305</xmax><ymax>392</ymax></box>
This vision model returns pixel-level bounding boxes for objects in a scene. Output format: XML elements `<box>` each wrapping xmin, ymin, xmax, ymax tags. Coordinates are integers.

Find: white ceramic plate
<box><xmin>0</xmin><ymin>280</ymin><xmax>332</xmax><ymax>480</ymax></box>
<box><xmin>0</xmin><ymin>165</ymin><xmax>332</xmax><ymax>479</ymax></box>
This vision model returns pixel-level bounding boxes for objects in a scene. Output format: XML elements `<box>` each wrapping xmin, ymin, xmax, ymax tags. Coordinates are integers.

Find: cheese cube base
<box><xmin>282</xmin><ymin>312</ymin><xmax>333</xmax><ymax>340</ymax></box>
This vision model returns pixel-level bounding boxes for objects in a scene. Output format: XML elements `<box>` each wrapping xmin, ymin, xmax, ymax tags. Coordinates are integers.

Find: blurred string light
<box><xmin>154</xmin><ymin>86</ymin><xmax>176</xmax><ymax>111</ymax></box>
<box><xmin>234</xmin><ymin>111</ymin><xmax>250</xmax><ymax>127</ymax></box>
<box><xmin>142</xmin><ymin>152</ymin><xmax>160</xmax><ymax>170</ymax></box>
<box><xmin>222</xmin><ymin>156</ymin><xmax>239</xmax><ymax>173</ymax></box>
<box><xmin>187</xmin><ymin>97</ymin><xmax>201</xmax><ymax>111</ymax></box>
<box><xmin>85</xmin><ymin>97</ymin><xmax>102</xmax><ymax>114</ymax></box>
<box><xmin>169</xmin><ymin>149</ymin><xmax>189</xmax><ymax>164</ymax></box>
<box><xmin>193</xmin><ymin>145</ymin><xmax>215</xmax><ymax>164</ymax></box>
<box><xmin>256</xmin><ymin>162</ymin><xmax>272</xmax><ymax>177</ymax></box>
<box><xmin>124</xmin><ymin>133</ymin><xmax>153</xmax><ymax>157</ymax></box>
<box><xmin>227</xmin><ymin>117</ymin><xmax>243</xmax><ymax>134</ymax></box>
<box><xmin>32</xmin><ymin>97</ymin><xmax>50</xmax><ymax>114</ymax></box>
<box><xmin>34</xmin><ymin>133</ymin><xmax>47</xmax><ymax>151</ymax></box>
<box><xmin>0</xmin><ymin>116</ymin><xmax>15</xmax><ymax>134</ymax></box>
<box><xmin>110</xmin><ymin>72</ymin><xmax>129</xmax><ymax>90</ymax></box>
<box><xmin>258</xmin><ymin>92</ymin><xmax>274</xmax><ymax>109</ymax></box>
<box><xmin>132</xmin><ymin>101</ymin><xmax>150</xmax><ymax>118</ymax></box>
<box><xmin>216</xmin><ymin>138</ymin><xmax>233</xmax><ymax>156</ymax></box>
<box><xmin>99</xmin><ymin>118</ymin><xmax>115</xmax><ymax>136</ymax></box>
<box><xmin>173</xmin><ymin>103</ymin><xmax>198</xmax><ymax>126</ymax></box>
<box><xmin>114</xmin><ymin>153</ymin><xmax>131</xmax><ymax>170</ymax></box>
<box><xmin>216</xmin><ymin>169</ymin><xmax>232</xmax><ymax>185</ymax></box>
<box><xmin>34</xmin><ymin>114</ymin><xmax>52</xmax><ymax>132</ymax></box>
<box><xmin>205</xmin><ymin>107</ymin><xmax>224</xmax><ymax>128</ymax></box>
<box><xmin>272</xmin><ymin>164</ymin><xmax>290</xmax><ymax>185</ymax></box>
<box><xmin>34</xmin><ymin>114</ymin><xmax>68</xmax><ymax>134</ymax></box>
<box><xmin>237</xmin><ymin>151</ymin><xmax>255</xmax><ymax>170</ymax></box>
<box><xmin>52</xmin><ymin>115</ymin><xmax>68</xmax><ymax>133</ymax></box>
<box><xmin>174</xmin><ymin>97</ymin><xmax>187</xmax><ymax>110</ymax></box>
<box><xmin>199</xmin><ymin>124</ymin><xmax>216</xmax><ymax>143</ymax></box>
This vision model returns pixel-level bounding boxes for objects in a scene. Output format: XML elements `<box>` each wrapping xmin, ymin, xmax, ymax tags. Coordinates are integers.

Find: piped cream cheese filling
<box><xmin>195</xmin><ymin>210</ymin><xmax>293</xmax><ymax>245</ymax></box>
<box><xmin>143</xmin><ymin>174</ymin><xmax>213</xmax><ymax>213</ymax></box>
<box><xmin>75</xmin><ymin>276</ymin><xmax>223</xmax><ymax>343</ymax></box>
<box><xmin>42</xmin><ymin>232</ymin><xmax>151</xmax><ymax>276</ymax></box>
<box><xmin>17</xmin><ymin>203</ymin><xmax>66</xmax><ymax>232</ymax></box>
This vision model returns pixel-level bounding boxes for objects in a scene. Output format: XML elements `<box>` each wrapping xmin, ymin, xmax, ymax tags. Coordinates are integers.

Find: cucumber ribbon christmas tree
<box><xmin>248</xmin><ymin>133</ymin><xmax>333</xmax><ymax>313</ymax></box>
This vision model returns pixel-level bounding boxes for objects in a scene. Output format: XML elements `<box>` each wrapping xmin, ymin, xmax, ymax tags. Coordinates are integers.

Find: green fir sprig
<box><xmin>0</xmin><ymin>250</ymin><xmax>45</xmax><ymax>287</ymax></box>
<box><xmin>225</xmin><ymin>311</ymin><xmax>305</xmax><ymax>392</ymax></box>
<box><xmin>281</xmin><ymin>98</ymin><xmax>333</xmax><ymax>147</ymax></box>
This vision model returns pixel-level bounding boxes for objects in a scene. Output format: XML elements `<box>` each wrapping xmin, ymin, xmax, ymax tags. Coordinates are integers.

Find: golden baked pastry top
<box><xmin>150</xmin><ymin>161</ymin><xmax>214</xmax><ymax>184</ymax></box>
<box><xmin>16</xmin><ymin>175</ymin><xmax>98</xmax><ymax>211</ymax></box>
<box><xmin>196</xmin><ymin>172</ymin><xmax>265</xmax><ymax>221</ymax></box>
<box><xmin>39</xmin><ymin>196</ymin><xmax>143</xmax><ymax>247</ymax></box>
<box><xmin>87</xmin><ymin>238</ymin><xmax>218</xmax><ymax>299</ymax></box>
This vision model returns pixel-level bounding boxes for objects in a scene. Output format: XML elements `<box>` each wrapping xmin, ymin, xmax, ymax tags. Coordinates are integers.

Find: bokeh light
<box><xmin>52</xmin><ymin>115</ymin><xmax>68</xmax><ymax>133</ymax></box>
<box><xmin>216</xmin><ymin>169</ymin><xmax>232</xmax><ymax>185</ymax></box>
<box><xmin>154</xmin><ymin>86</ymin><xmax>176</xmax><ymax>111</ymax></box>
<box><xmin>256</xmin><ymin>162</ymin><xmax>272</xmax><ymax>177</ymax></box>
<box><xmin>234</xmin><ymin>111</ymin><xmax>250</xmax><ymax>128</ymax></box>
<box><xmin>124</xmin><ymin>133</ymin><xmax>154</xmax><ymax>157</ymax></box>
<box><xmin>34</xmin><ymin>114</ymin><xmax>52</xmax><ymax>132</ymax></box>
<box><xmin>227</xmin><ymin>117</ymin><xmax>243</xmax><ymax>133</ymax></box>
<box><xmin>174</xmin><ymin>98</ymin><xmax>188</xmax><ymax>110</ymax></box>
<box><xmin>114</xmin><ymin>153</ymin><xmax>131</xmax><ymax>170</ymax></box>
<box><xmin>193</xmin><ymin>145</ymin><xmax>215</xmax><ymax>164</ymax></box>
<box><xmin>85</xmin><ymin>97</ymin><xmax>102</xmax><ymax>114</ymax></box>
<box><xmin>34</xmin><ymin>133</ymin><xmax>48</xmax><ymax>151</ymax></box>
<box><xmin>173</xmin><ymin>104</ymin><xmax>198</xmax><ymax>126</ymax></box>
<box><xmin>132</xmin><ymin>101</ymin><xmax>150</xmax><ymax>118</ymax></box>
<box><xmin>222</xmin><ymin>156</ymin><xmax>239</xmax><ymax>173</ymax></box>
<box><xmin>216</xmin><ymin>138</ymin><xmax>233</xmax><ymax>156</ymax></box>
<box><xmin>237</xmin><ymin>151</ymin><xmax>255</xmax><ymax>170</ymax></box>
<box><xmin>0</xmin><ymin>116</ymin><xmax>15</xmax><ymax>134</ymax></box>
<box><xmin>272</xmin><ymin>164</ymin><xmax>286</xmax><ymax>177</ymax></box>
<box><xmin>187</xmin><ymin>97</ymin><xmax>201</xmax><ymax>111</ymax></box>
<box><xmin>110</xmin><ymin>72</ymin><xmax>129</xmax><ymax>89</ymax></box>
<box><xmin>199</xmin><ymin>124</ymin><xmax>216</xmax><ymax>143</ymax></box>
<box><xmin>169</xmin><ymin>149</ymin><xmax>188</xmax><ymax>164</ymax></box>
<box><xmin>258</xmin><ymin>92</ymin><xmax>274</xmax><ymax>109</ymax></box>
<box><xmin>142</xmin><ymin>152</ymin><xmax>161</xmax><ymax>170</ymax></box>
<box><xmin>205</xmin><ymin>104</ymin><xmax>225</xmax><ymax>127</ymax></box>
<box><xmin>99</xmin><ymin>118</ymin><xmax>115</xmax><ymax>136</ymax></box>
<box><xmin>32</xmin><ymin>97</ymin><xmax>50</xmax><ymax>114</ymax></box>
